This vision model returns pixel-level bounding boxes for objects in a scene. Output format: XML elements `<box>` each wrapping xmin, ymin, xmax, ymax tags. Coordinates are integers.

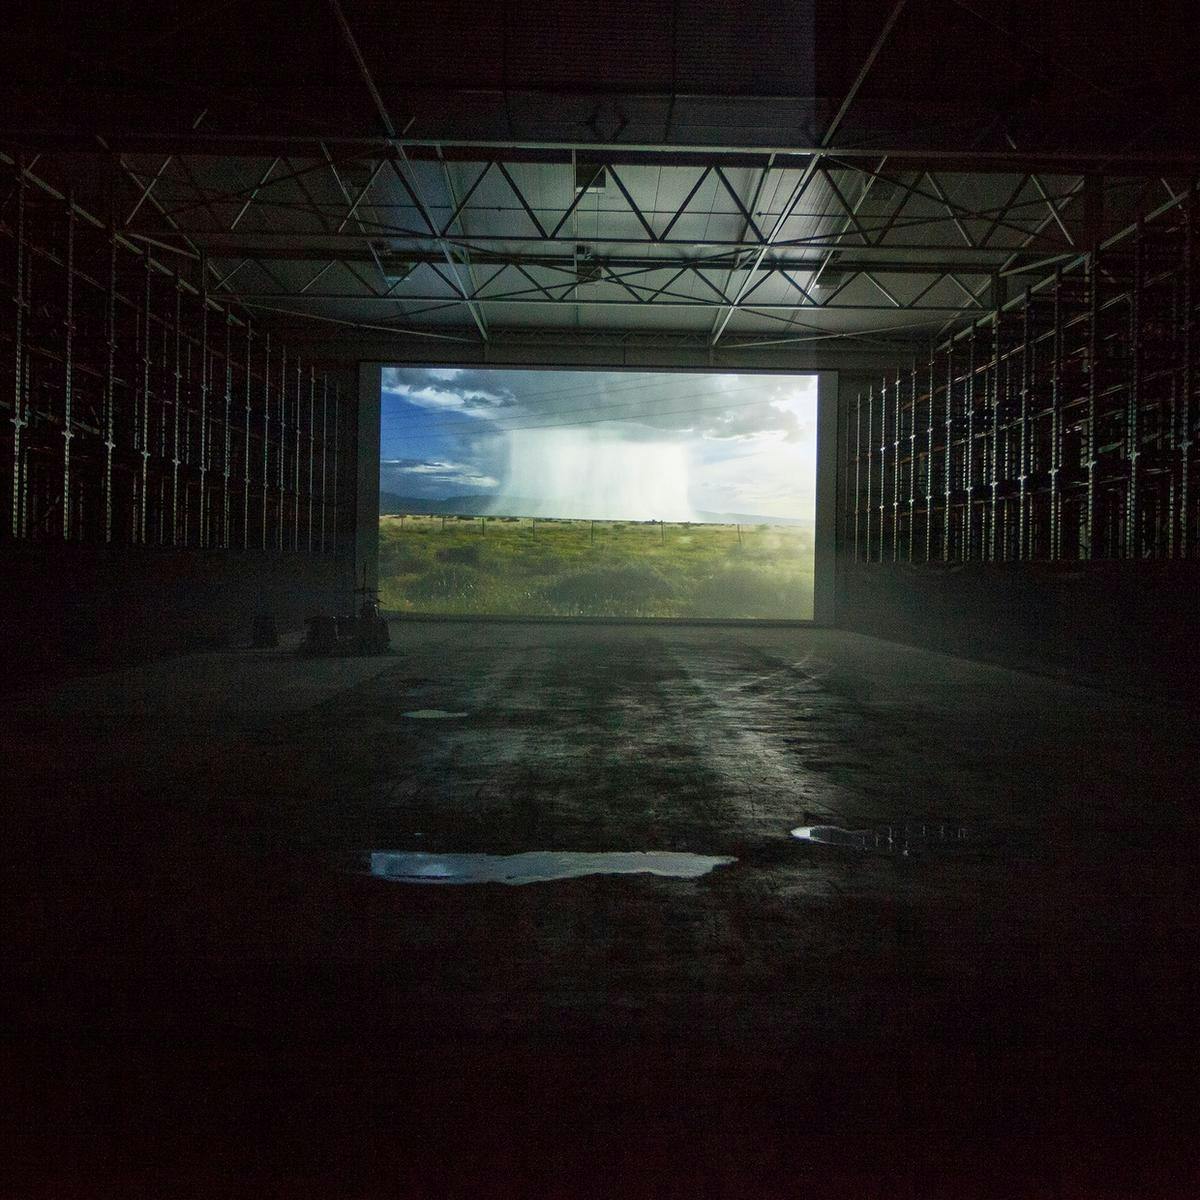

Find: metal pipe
<box><xmin>1085</xmin><ymin>250</ymin><xmax>1099</xmax><ymax>558</ymax></box>
<box><xmin>308</xmin><ymin>366</ymin><xmax>315</xmax><ymax>555</ymax></box>
<box><xmin>989</xmin><ymin>315</ymin><xmax>1001</xmax><ymax>561</ymax></box>
<box><xmin>965</xmin><ymin>328</ymin><xmax>975</xmax><ymax>559</ymax></box>
<box><xmin>171</xmin><ymin>275</ymin><xmax>182</xmax><ymax>545</ymax></box>
<box><xmin>293</xmin><ymin>357</ymin><xmax>302</xmax><ymax>552</ymax></box>
<box><xmin>853</xmin><ymin>392</ymin><xmax>862</xmax><ymax>561</ymax></box>
<box><xmin>1181</xmin><ymin>186</ymin><xmax>1195</xmax><ymax>558</ymax></box>
<box><xmin>198</xmin><ymin>270</ymin><xmax>210</xmax><ymax>548</ymax></box>
<box><xmin>943</xmin><ymin>343</ymin><xmax>954</xmax><ymax>560</ymax></box>
<box><xmin>878</xmin><ymin>376</ymin><xmax>888</xmax><ymax>563</ymax></box>
<box><xmin>277</xmin><ymin>343</ymin><xmax>286</xmax><ymax>552</ymax></box>
<box><xmin>62</xmin><ymin>189</ymin><xmax>75</xmax><ymax>541</ymax></box>
<box><xmin>908</xmin><ymin>364</ymin><xmax>918</xmax><ymax>562</ymax></box>
<box><xmin>865</xmin><ymin>386</ymin><xmax>874</xmax><ymax>562</ymax></box>
<box><xmin>10</xmin><ymin>161</ymin><xmax>29</xmax><ymax>539</ymax></box>
<box><xmin>135</xmin><ymin>248</ymin><xmax>150</xmax><ymax>543</ymax></box>
<box><xmin>1019</xmin><ymin>288</ymin><xmax>1031</xmax><ymax>559</ymax></box>
<box><xmin>320</xmin><ymin>374</ymin><xmax>328</xmax><ymax>554</ymax></box>
<box><xmin>331</xmin><ymin>384</ymin><xmax>340</xmax><ymax>556</ymax></box>
<box><xmin>243</xmin><ymin>321</ymin><xmax>252</xmax><ymax>549</ymax></box>
<box><xmin>925</xmin><ymin>351</ymin><xmax>935</xmax><ymax>561</ymax></box>
<box><xmin>1128</xmin><ymin>221</ymin><xmax>1143</xmax><ymax>558</ymax></box>
<box><xmin>261</xmin><ymin>331</ymin><xmax>271</xmax><ymax>551</ymax></box>
<box><xmin>892</xmin><ymin>367</ymin><xmax>902</xmax><ymax>562</ymax></box>
<box><xmin>103</xmin><ymin>225</ymin><xmax>117</xmax><ymax>543</ymax></box>
<box><xmin>222</xmin><ymin>312</ymin><xmax>233</xmax><ymax>549</ymax></box>
<box><xmin>1050</xmin><ymin>267</ymin><xmax>1063</xmax><ymax>560</ymax></box>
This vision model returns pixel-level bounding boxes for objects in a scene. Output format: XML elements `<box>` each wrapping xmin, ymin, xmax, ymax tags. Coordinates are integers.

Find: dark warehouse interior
<box><xmin>3</xmin><ymin>2</ymin><xmax>1200</xmax><ymax>1196</ymax></box>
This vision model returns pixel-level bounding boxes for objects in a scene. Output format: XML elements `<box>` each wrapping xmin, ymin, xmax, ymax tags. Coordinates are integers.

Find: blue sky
<box><xmin>380</xmin><ymin>367</ymin><xmax>817</xmax><ymax>521</ymax></box>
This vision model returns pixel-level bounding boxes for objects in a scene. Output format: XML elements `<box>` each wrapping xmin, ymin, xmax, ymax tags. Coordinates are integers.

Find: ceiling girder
<box><xmin>14</xmin><ymin>134</ymin><xmax>1200</xmax><ymax>177</ymax></box>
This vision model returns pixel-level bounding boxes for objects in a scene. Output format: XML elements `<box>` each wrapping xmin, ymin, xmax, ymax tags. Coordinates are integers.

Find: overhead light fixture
<box><xmin>812</xmin><ymin>270</ymin><xmax>847</xmax><ymax>293</ymax></box>
<box><xmin>575</xmin><ymin>163</ymin><xmax>607</xmax><ymax>193</ymax></box>
<box><xmin>380</xmin><ymin>257</ymin><xmax>416</xmax><ymax>286</ymax></box>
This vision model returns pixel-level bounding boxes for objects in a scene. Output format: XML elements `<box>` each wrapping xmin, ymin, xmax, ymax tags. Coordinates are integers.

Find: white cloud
<box><xmin>383</xmin><ymin>380</ymin><xmax>510</xmax><ymax>420</ymax></box>
<box><xmin>382</xmin><ymin>457</ymin><xmax>498</xmax><ymax>489</ymax></box>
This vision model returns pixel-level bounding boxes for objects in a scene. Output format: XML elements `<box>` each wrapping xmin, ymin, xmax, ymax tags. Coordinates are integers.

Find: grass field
<box><xmin>378</xmin><ymin>514</ymin><xmax>814</xmax><ymax>619</ymax></box>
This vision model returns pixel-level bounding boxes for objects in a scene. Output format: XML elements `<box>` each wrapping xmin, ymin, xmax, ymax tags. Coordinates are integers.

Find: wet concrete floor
<box><xmin>4</xmin><ymin>624</ymin><xmax>1199</xmax><ymax>1196</ymax></box>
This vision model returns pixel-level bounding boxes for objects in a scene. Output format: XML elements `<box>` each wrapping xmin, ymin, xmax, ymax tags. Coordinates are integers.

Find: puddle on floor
<box><xmin>791</xmin><ymin>823</ymin><xmax>970</xmax><ymax>856</ymax></box>
<box><xmin>403</xmin><ymin>709</ymin><xmax>468</xmax><ymax>720</ymax></box>
<box><xmin>366</xmin><ymin>850</ymin><xmax>737</xmax><ymax>885</ymax></box>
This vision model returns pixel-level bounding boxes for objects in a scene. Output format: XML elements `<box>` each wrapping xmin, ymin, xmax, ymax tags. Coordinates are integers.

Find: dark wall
<box><xmin>0</xmin><ymin>364</ymin><xmax>360</xmax><ymax>686</ymax></box>
<box><xmin>836</xmin><ymin>559</ymin><xmax>1200</xmax><ymax>704</ymax></box>
<box><xmin>0</xmin><ymin>543</ymin><xmax>350</xmax><ymax>688</ymax></box>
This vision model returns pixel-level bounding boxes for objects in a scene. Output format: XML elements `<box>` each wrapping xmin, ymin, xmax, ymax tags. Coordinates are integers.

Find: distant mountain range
<box><xmin>379</xmin><ymin>492</ymin><xmax>812</xmax><ymax>528</ymax></box>
<box><xmin>379</xmin><ymin>492</ymin><xmax>491</xmax><ymax>516</ymax></box>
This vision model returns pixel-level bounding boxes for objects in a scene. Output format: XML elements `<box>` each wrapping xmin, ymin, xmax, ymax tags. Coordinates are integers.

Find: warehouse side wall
<box><xmin>836</xmin><ymin>558</ymin><xmax>1200</xmax><ymax>702</ymax></box>
<box><xmin>0</xmin><ymin>543</ymin><xmax>349</xmax><ymax>685</ymax></box>
<box><xmin>832</xmin><ymin>198</ymin><xmax>1200</xmax><ymax>703</ymax></box>
<box><xmin>0</xmin><ymin>163</ymin><xmax>362</xmax><ymax>684</ymax></box>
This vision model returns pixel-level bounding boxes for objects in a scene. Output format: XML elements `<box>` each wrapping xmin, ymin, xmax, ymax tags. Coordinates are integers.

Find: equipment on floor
<box><xmin>299</xmin><ymin>573</ymin><xmax>390</xmax><ymax>657</ymax></box>
<box><xmin>351</xmin><ymin>589</ymin><xmax>391</xmax><ymax>655</ymax></box>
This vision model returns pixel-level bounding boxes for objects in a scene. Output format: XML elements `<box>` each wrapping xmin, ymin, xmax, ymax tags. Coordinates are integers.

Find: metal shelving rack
<box><xmin>1</xmin><ymin>160</ymin><xmax>342</xmax><ymax>557</ymax></box>
<box><xmin>846</xmin><ymin>187</ymin><xmax>1200</xmax><ymax>565</ymax></box>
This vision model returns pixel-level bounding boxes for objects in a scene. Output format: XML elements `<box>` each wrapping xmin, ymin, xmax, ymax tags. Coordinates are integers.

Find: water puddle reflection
<box><xmin>367</xmin><ymin>850</ymin><xmax>736</xmax><ymax>885</ymax></box>
<box><xmin>791</xmin><ymin>823</ymin><xmax>970</xmax><ymax>856</ymax></box>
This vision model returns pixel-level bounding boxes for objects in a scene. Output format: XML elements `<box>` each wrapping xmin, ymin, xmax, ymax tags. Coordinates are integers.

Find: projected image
<box><xmin>378</xmin><ymin>368</ymin><xmax>817</xmax><ymax>619</ymax></box>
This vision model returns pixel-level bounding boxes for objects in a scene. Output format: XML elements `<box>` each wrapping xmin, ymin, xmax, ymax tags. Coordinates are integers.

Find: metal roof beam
<box><xmin>214</xmin><ymin>291</ymin><xmax>984</xmax><ymax>314</ymax></box>
<box><xmin>20</xmin><ymin>133</ymin><xmax>1200</xmax><ymax>176</ymax></box>
<box><xmin>174</xmin><ymin>246</ymin><xmax>1057</xmax><ymax>276</ymax></box>
<box><xmin>709</xmin><ymin>0</ymin><xmax>910</xmax><ymax>345</ymax></box>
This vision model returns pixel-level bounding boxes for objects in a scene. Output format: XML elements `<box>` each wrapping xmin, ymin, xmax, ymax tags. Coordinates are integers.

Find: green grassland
<box><xmin>378</xmin><ymin>513</ymin><xmax>814</xmax><ymax>619</ymax></box>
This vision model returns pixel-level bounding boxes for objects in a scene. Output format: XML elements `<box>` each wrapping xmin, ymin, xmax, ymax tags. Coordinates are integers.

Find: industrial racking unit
<box><xmin>1</xmin><ymin>160</ymin><xmax>342</xmax><ymax>557</ymax></box>
<box><xmin>845</xmin><ymin>187</ymin><xmax>1199</xmax><ymax>566</ymax></box>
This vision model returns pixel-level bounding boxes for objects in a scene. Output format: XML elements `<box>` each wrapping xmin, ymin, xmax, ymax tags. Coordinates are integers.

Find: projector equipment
<box><xmin>352</xmin><ymin>584</ymin><xmax>391</xmax><ymax>655</ymax></box>
<box><xmin>297</xmin><ymin>568</ymin><xmax>390</xmax><ymax>658</ymax></box>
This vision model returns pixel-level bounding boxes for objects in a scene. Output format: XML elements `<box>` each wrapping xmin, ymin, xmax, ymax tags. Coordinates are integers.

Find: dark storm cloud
<box><xmin>694</xmin><ymin>404</ymin><xmax>813</xmax><ymax>442</ymax></box>
<box><xmin>516</xmin><ymin>371</ymin><xmax>811</xmax><ymax>442</ymax></box>
<box><xmin>382</xmin><ymin>367</ymin><xmax>814</xmax><ymax>443</ymax></box>
<box><xmin>580</xmin><ymin>375</ymin><xmax>815</xmax><ymax>444</ymax></box>
<box><xmin>381</xmin><ymin>366</ymin><xmax>520</xmax><ymax>420</ymax></box>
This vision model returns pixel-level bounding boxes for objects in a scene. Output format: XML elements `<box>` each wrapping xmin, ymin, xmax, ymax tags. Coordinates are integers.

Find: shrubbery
<box><xmin>544</xmin><ymin>563</ymin><xmax>675</xmax><ymax>614</ymax></box>
<box><xmin>690</xmin><ymin>565</ymin><xmax>802</xmax><ymax>617</ymax></box>
<box><xmin>407</xmin><ymin>563</ymin><xmax>482</xmax><ymax>600</ymax></box>
<box><xmin>436</xmin><ymin>543</ymin><xmax>483</xmax><ymax>568</ymax></box>
<box><xmin>378</xmin><ymin>515</ymin><xmax>814</xmax><ymax>618</ymax></box>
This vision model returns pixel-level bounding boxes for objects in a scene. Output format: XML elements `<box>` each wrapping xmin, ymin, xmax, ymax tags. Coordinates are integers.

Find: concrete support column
<box><xmin>354</xmin><ymin>362</ymin><xmax>381</xmax><ymax>595</ymax></box>
<box><xmin>813</xmin><ymin>370</ymin><xmax>839</xmax><ymax>625</ymax></box>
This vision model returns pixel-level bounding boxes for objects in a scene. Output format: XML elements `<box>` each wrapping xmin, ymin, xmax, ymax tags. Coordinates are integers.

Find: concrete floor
<box><xmin>4</xmin><ymin>623</ymin><xmax>1199</xmax><ymax>1197</ymax></box>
